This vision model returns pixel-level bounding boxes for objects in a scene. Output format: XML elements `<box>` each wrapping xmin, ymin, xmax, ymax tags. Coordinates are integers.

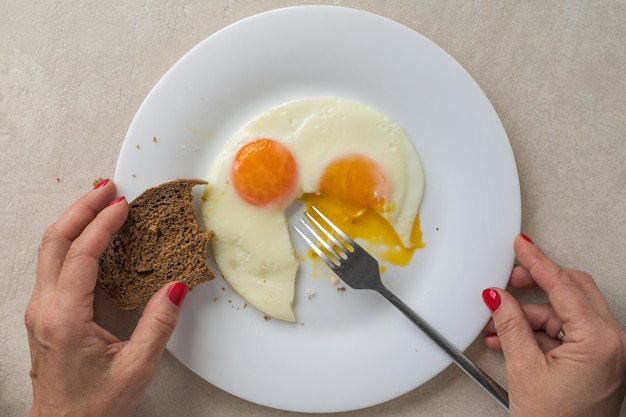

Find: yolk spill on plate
<box><xmin>300</xmin><ymin>193</ymin><xmax>424</xmax><ymax>266</ymax></box>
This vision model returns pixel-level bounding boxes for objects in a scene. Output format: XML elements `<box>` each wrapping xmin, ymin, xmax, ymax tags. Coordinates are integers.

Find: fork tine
<box><xmin>303</xmin><ymin>211</ymin><xmax>350</xmax><ymax>259</ymax></box>
<box><xmin>292</xmin><ymin>224</ymin><xmax>340</xmax><ymax>269</ymax></box>
<box><xmin>297</xmin><ymin>218</ymin><xmax>343</xmax><ymax>261</ymax></box>
<box><xmin>310</xmin><ymin>206</ymin><xmax>357</xmax><ymax>248</ymax></box>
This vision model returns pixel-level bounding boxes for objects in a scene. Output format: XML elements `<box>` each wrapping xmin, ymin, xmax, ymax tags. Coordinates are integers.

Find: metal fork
<box><xmin>294</xmin><ymin>206</ymin><xmax>510</xmax><ymax>411</ymax></box>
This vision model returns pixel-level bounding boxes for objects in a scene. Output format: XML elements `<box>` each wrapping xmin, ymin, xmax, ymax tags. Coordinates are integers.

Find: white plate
<box><xmin>115</xmin><ymin>6</ymin><xmax>520</xmax><ymax>413</ymax></box>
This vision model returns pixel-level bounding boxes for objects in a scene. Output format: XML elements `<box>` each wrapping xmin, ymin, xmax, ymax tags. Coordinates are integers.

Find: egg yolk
<box><xmin>232</xmin><ymin>138</ymin><xmax>298</xmax><ymax>208</ymax></box>
<box><xmin>318</xmin><ymin>154</ymin><xmax>390</xmax><ymax>211</ymax></box>
<box><xmin>301</xmin><ymin>154</ymin><xmax>424</xmax><ymax>266</ymax></box>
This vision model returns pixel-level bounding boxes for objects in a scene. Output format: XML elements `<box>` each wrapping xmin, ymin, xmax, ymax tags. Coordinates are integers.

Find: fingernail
<box><xmin>108</xmin><ymin>196</ymin><xmax>126</xmax><ymax>206</ymax></box>
<box><xmin>93</xmin><ymin>178</ymin><xmax>110</xmax><ymax>190</ymax></box>
<box><xmin>520</xmin><ymin>233</ymin><xmax>534</xmax><ymax>244</ymax></box>
<box><xmin>168</xmin><ymin>282</ymin><xmax>188</xmax><ymax>307</ymax></box>
<box><xmin>482</xmin><ymin>288</ymin><xmax>501</xmax><ymax>312</ymax></box>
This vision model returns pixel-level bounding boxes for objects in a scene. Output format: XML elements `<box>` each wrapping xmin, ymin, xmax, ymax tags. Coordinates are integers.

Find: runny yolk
<box><xmin>301</xmin><ymin>154</ymin><xmax>424</xmax><ymax>266</ymax></box>
<box><xmin>232</xmin><ymin>138</ymin><xmax>298</xmax><ymax>208</ymax></box>
<box><xmin>301</xmin><ymin>193</ymin><xmax>424</xmax><ymax>266</ymax></box>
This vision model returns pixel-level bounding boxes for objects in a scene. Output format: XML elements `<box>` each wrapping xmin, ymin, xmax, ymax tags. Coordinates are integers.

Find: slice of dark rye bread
<box><xmin>97</xmin><ymin>178</ymin><xmax>215</xmax><ymax>309</ymax></box>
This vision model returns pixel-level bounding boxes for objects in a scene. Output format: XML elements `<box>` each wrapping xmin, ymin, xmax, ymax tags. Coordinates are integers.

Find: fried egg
<box><xmin>202</xmin><ymin>97</ymin><xmax>424</xmax><ymax>322</ymax></box>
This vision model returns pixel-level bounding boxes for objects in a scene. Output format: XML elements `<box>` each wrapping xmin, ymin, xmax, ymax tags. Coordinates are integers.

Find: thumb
<box><xmin>127</xmin><ymin>282</ymin><xmax>188</xmax><ymax>367</ymax></box>
<box><xmin>482</xmin><ymin>288</ymin><xmax>544</xmax><ymax>366</ymax></box>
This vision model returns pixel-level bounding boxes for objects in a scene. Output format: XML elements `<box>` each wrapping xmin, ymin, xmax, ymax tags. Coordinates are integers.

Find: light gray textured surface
<box><xmin>1</xmin><ymin>1</ymin><xmax>625</xmax><ymax>416</ymax></box>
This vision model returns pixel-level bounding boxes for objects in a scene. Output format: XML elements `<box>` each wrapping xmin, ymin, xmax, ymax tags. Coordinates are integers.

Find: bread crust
<box><xmin>97</xmin><ymin>178</ymin><xmax>214</xmax><ymax>309</ymax></box>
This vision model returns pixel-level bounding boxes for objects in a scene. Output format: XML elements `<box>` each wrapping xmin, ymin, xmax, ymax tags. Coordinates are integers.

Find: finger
<box><xmin>100</xmin><ymin>283</ymin><xmax>187</xmax><ymax>415</ymax></box>
<box><xmin>522</xmin><ymin>303</ymin><xmax>564</xmax><ymax>339</ymax></box>
<box><xmin>36</xmin><ymin>179</ymin><xmax>117</xmax><ymax>294</ymax></box>
<box><xmin>483</xmin><ymin>332</ymin><xmax>501</xmax><ymax>350</ymax></box>
<box><xmin>56</xmin><ymin>196</ymin><xmax>128</xmax><ymax>314</ymax></box>
<box><xmin>482</xmin><ymin>288</ymin><xmax>545</xmax><ymax>367</ymax></box>
<box><xmin>485</xmin><ymin>331</ymin><xmax>562</xmax><ymax>354</ymax></box>
<box><xmin>508</xmin><ymin>264</ymin><xmax>538</xmax><ymax>289</ymax></box>
<box><xmin>124</xmin><ymin>282</ymin><xmax>187</xmax><ymax>375</ymax></box>
<box><xmin>535</xmin><ymin>332</ymin><xmax>563</xmax><ymax>353</ymax></box>
<box><xmin>513</xmin><ymin>235</ymin><xmax>594</xmax><ymax>322</ymax></box>
<box><xmin>560</xmin><ymin>269</ymin><xmax>617</xmax><ymax>325</ymax></box>
<box><xmin>482</xmin><ymin>303</ymin><xmax>563</xmax><ymax>338</ymax></box>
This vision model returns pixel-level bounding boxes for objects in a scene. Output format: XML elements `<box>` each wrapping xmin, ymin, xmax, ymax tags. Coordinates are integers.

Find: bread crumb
<box><xmin>263</xmin><ymin>315</ymin><xmax>271</xmax><ymax>321</ymax></box>
<box><xmin>55</xmin><ymin>177</ymin><xmax>61</xmax><ymax>183</ymax></box>
<box><xmin>136</xmin><ymin>144</ymin><xmax>141</xmax><ymax>150</ymax></box>
<box><xmin>92</xmin><ymin>176</ymin><xmax>103</xmax><ymax>186</ymax></box>
<box><xmin>153</xmin><ymin>136</ymin><xmax>158</xmax><ymax>143</ymax></box>
<box><xmin>306</xmin><ymin>288</ymin><xmax>315</xmax><ymax>299</ymax></box>
<box><xmin>337</xmin><ymin>286</ymin><xmax>346</xmax><ymax>292</ymax></box>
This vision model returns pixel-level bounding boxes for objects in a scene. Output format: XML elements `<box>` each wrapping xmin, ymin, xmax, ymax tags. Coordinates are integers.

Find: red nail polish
<box><xmin>108</xmin><ymin>196</ymin><xmax>126</xmax><ymax>206</ymax></box>
<box><xmin>168</xmin><ymin>282</ymin><xmax>188</xmax><ymax>307</ymax></box>
<box><xmin>520</xmin><ymin>233</ymin><xmax>534</xmax><ymax>244</ymax></box>
<box><xmin>93</xmin><ymin>178</ymin><xmax>110</xmax><ymax>190</ymax></box>
<box><xmin>482</xmin><ymin>288</ymin><xmax>501</xmax><ymax>312</ymax></box>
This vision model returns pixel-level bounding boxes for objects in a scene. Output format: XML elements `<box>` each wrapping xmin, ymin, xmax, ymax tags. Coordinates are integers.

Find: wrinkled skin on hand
<box><xmin>483</xmin><ymin>235</ymin><xmax>626</xmax><ymax>417</ymax></box>
<box><xmin>25</xmin><ymin>180</ymin><xmax>187</xmax><ymax>417</ymax></box>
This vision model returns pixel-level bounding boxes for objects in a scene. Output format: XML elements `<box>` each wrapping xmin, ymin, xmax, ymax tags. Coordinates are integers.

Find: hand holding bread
<box><xmin>97</xmin><ymin>178</ymin><xmax>214</xmax><ymax>309</ymax></box>
<box><xmin>25</xmin><ymin>179</ymin><xmax>190</xmax><ymax>417</ymax></box>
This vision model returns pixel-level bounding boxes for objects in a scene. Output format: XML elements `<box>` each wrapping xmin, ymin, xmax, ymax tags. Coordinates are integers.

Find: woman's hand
<box><xmin>483</xmin><ymin>235</ymin><xmax>626</xmax><ymax>417</ymax></box>
<box><xmin>25</xmin><ymin>179</ymin><xmax>188</xmax><ymax>417</ymax></box>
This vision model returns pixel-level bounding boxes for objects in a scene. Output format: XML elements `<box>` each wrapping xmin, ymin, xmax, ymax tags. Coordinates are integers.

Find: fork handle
<box><xmin>377</xmin><ymin>286</ymin><xmax>510</xmax><ymax>412</ymax></box>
